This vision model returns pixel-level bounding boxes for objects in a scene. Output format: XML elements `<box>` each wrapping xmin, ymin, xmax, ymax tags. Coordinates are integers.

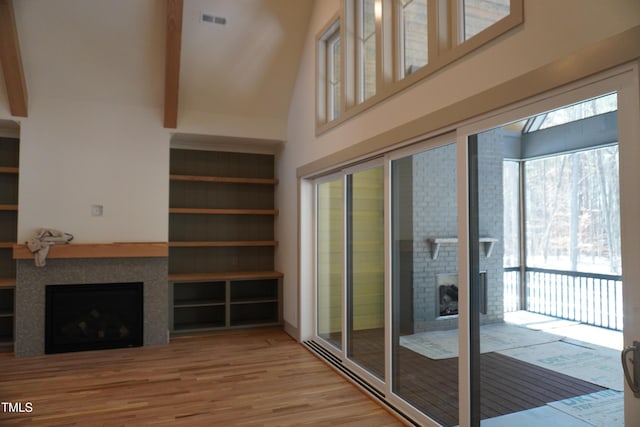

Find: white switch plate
<box><xmin>91</xmin><ymin>204</ymin><xmax>103</xmax><ymax>217</ymax></box>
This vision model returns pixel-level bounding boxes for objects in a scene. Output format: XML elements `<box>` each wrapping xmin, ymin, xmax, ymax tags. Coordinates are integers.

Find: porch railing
<box><xmin>503</xmin><ymin>267</ymin><xmax>623</xmax><ymax>331</ymax></box>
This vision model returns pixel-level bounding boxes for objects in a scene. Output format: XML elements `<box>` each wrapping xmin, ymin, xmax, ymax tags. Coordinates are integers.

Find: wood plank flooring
<box><xmin>0</xmin><ymin>329</ymin><xmax>403</xmax><ymax>426</ymax></box>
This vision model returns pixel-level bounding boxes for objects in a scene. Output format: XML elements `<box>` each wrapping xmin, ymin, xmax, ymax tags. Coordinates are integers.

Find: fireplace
<box><xmin>437</xmin><ymin>273</ymin><xmax>459</xmax><ymax>317</ymax></box>
<box><xmin>437</xmin><ymin>272</ymin><xmax>487</xmax><ymax>318</ymax></box>
<box><xmin>45</xmin><ymin>282</ymin><xmax>143</xmax><ymax>354</ymax></box>
<box><xmin>15</xmin><ymin>253</ymin><xmax>168</xmax><ymax>357</ymax></box>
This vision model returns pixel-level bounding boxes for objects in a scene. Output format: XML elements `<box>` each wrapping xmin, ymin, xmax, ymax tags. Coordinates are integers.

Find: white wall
<box><xmin>17</xmin><ymin>98</ymin><xmax>169</xmax><ymax>243</ymax></box>
<box><xmin>276</xmin><ymin>0</ymin><xmax>341</xmax><ymax>329</ymax></box>
<box><xmin>1</xmin><ymin>0</ymin><xmax>171</xmax><ymax>243</ymax></box>
<box><xmin>278</xmin><ymin>0</ymin><xmax>640</xmax><ymax>329</ymax></box>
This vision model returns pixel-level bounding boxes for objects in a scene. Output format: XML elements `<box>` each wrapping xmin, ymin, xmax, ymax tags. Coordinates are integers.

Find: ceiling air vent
<box><xmin>201</xmin><ymin>13</ymin><xmax>227</xmax><ymax>26</ymax></box>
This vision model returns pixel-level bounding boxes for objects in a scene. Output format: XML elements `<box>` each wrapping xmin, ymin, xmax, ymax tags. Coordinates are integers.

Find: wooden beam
<box><xmin>0</xmin><ymin>0</ymin><xmax>28</xmax><ymax>117</ymax></box>
<box><xmin>164</xmin><ymin>0</ymin><xmax>183</xmax><ymax>128</ymax></box>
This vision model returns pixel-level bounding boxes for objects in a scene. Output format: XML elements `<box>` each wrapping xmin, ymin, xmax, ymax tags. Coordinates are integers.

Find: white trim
<box><xmin>299</xmin><ymin>178</ymin><xmax>315</xmax><ymax>342</ymax></box>
<box><xmin>387</xmin><ymin>130</ymin><xmax>456</xmax><ymax>160</ymax></box>
<box><xmin>617</xmin><ymin>61</ymin><xmax>640</xmax><ymax>426</ymax></box>
<box><xmin>455</xmin><ymin>63</ymin><xmax>637</xmax><ymax>136</ymax></box>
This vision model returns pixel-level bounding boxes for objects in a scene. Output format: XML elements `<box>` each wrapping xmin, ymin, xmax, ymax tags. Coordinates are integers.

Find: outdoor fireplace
<box><xmin>45</xmin><ymin>282</ymin><xmax>143</xmax><ymax>354</ymax></box>
<box><xmin>437</xmin><ymin>272</ymin><xmax>487</xmax><ymax>318</ymax></box>
<box><xmin>437</xmin><ymin>274</ymin><xmax>459</xmax><ymax>317</ymax></box>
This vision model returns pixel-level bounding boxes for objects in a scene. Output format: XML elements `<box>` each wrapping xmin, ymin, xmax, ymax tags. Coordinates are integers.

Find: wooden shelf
<box><xmin>174</xmin><ymin>299</ymin><xmax>226</xmax><ymax>308</ymax></box>
<box><xmin>170</xmin><ymin>174</ymin><xmax>278</xmax><ymax>185</ymax></box>
<box><xmin>229</xmin><ymin>320</ymin><xmax>279</xmax><ymax>328</ymax></box>
<box><xmin>0</xmin><ymin>166</ymin><xmax>18</xmax><ymax>174</ymax></box>
<box><xmin>169</xmin><ymin>271</ymin><xmax>284</xmax><ymax>282</ymax></box>
<box><xmin>13</xmin><ymin>242</ymin><xmax>168</xmax><ymax>260</ymax></box>
<box><xmin>0</xmin><ymin>204</ymin><xmax>18</xmax><ymax>211</ymax></box>
<box><xmin>231</xmin><ymin>297</ymin><xmax>278</xmax><ymax>305</ymax></box>
<box><xmin>0</xmin><ymin>278</ymin><xmax>16</xmax><ymax>288</ymax></box>
<box><xmin>169</xmin><ymin>241</ymin><xmax>278</xmax><ymax>248</ymax></box>
<box><xmin>169</xmin><ymin>208</ymin><xmax>278</xmax><ymax>215</ymax></box>
<box><xmin>0</xmin><ymin>242</ymin><xmax>15</xmax><ymax>248</ymax></box>
<box><xmin>173</xmin><ymin>323</ymin><xmax>226</xmax><ymax>333</ymax></box>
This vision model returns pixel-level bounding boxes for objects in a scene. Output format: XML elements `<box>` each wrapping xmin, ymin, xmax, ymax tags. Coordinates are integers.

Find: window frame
<box><xmin>316</xmin><ymin>16</ymin><xmax>343</xmax><ymax>126</ymax></box>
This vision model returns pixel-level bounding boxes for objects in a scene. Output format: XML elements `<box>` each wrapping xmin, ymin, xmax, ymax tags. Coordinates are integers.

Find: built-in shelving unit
<box><xmin>0</xmin><ymin>137</ymin><xmax>19</xmax><ymax>348</ymax></box>
<box><xmin>168</xmin><ymin>149</ymin><xmax>282</xmax><ymax>335</ymax></box>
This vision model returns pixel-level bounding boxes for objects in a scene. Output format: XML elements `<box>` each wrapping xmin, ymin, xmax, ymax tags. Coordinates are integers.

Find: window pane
<box><xmin>400</xmin><ymin>0</ymin><xmax>428</xmax><ymax>77</ymax></box>
<box><xmin>329</xmin><ymin>35</ymin><xmax>342</xmax><ymax>120</ymax></box>
<box><xmin>360</xmin><ymin>0</ymin><xmax>377</xmax><ymax>101</ymax></box>
<box><xmin>392</xmin><ymin>143</ymin><xmax>458</xmax><ymax>426</ymax></box>
<box><xmin>317</xmin><ymin>179</ymin><xmax>343</xmax><ymax>349</ymax></box>
<box><xmin>539</xmin><ymin>93</ymin><xmax>618</xmax><ymax>130</ymax></box>
<box><xmin>464</xmin><ymin>0</ymin><xmax>510</xmax><ymax>40</ymax></box>
<box><xmin>348</xmin><ymin>166</ymin><xmax>385</xmax><ymax>379</ymax></box>
<box><xmin>525</xmin><ymin>146</ymin><xmax>621</xmax><ymax>275</ymax></box>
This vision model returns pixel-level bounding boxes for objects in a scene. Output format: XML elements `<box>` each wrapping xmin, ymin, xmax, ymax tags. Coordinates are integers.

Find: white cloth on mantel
<box><xmin>25</xmin><ymin>228</ymin><xmax>74</xmax><ymax>267</ymax></box>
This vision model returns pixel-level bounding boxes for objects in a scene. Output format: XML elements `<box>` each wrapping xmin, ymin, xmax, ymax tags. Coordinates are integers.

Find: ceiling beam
<box><xmin>164</xmin><ymin>0</ymin><xmax>183</xmax><ymax>128</ymax></box>
<box><xmin>0</xmin><ymin>0</ymin><xmax>28</xmax><ymax>117</ymax></box>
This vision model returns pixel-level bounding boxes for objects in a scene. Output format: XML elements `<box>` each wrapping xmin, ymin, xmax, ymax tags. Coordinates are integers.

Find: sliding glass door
<box><xmin>314</xmin><ymin>139</ymin><xmax>461</xmax><ymax>426</ymax></box>
<box><xmin>467</xmin><ymin>91</ymin><xmax>630</xmax><ymax>426</ymax></box>
<box><xmin>316</xmin><ymin>176</ymin><xmax>343</xmax><ymax>350</ymax></box>
<box><xmin>309</xmin><ymin>69</ymin><xmax>640</xmax><ymax>427</ymax></box>
<box><xmin>391</xmin><ymin>142</ymin><xmax>459</xmax><ymax>427</ymax></box>
<box><xmin>315</xmin><ymin>162</ymin><xmax>386</xmax><ymax>382</ymax></box>
<box><xmin>347</xmin><ymin>165</ymin><xmax>385</xmax><ymax>380</ymax></box>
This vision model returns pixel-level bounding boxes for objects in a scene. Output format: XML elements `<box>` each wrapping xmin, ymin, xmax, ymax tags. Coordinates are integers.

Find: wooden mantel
<box><xmin>13</xmin><ymin>242</ymin><xmax>168</xmax><ymax>260</ymax></box>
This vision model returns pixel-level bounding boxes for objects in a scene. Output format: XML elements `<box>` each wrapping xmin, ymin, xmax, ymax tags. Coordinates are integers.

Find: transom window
<box><xmin>358</xmin><ymin>0</ymin><xmax>377</xmax><ymax>101</ymax></box>
<box><xmin>316</xmin><ymin>0</ymin><xmax>523</xmax><ymax>130</ymax></box>
<box><xmin>317</xmin><ymin>20</ymin><xmax>342</xmax><ymax>124</ymax></box>
<box><xmin>463</xmin><ymin>0</ymin><xmax>511</xmax><ymax>40</ymax></box>
<box><xmin>398</xmin><ymin>0</ymin><xmax>429</xmax><ymax>78</ymax></box>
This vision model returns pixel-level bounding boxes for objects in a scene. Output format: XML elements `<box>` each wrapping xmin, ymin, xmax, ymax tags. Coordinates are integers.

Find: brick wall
<box><xmin>411</xmin><ymin>131</ymin><xmax>504</xmax><ymax>333</ymax></box>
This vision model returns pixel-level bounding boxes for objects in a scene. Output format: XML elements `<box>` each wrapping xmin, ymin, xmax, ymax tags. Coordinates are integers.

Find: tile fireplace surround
<box><xmin>13</xmin><ymin>243</ymin><xmax>169</xmax><ymax>356</ymax></box>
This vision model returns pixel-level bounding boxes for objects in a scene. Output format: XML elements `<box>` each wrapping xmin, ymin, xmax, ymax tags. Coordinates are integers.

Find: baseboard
<box><xmin>283</xmin><ymin>320</ymin><xmax>299</xmax><ymax>341</ymax></box>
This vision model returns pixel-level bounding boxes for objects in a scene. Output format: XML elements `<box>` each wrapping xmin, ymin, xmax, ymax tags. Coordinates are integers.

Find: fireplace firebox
<box><xmin>437</xmin><ymin>272</ymin><xmax>487</xmax><ymax>318</ymax></box>
<box><xmin>45</xmin><ymin>282</ymin><xmax>143</xmax><ymax>354</ymax></box>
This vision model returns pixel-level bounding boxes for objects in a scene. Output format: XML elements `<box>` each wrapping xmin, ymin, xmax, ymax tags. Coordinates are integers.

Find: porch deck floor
<box><xmin>336</xmin><ymin>314</ymin><xmax>619</xmax><ymax>427</ymax></box>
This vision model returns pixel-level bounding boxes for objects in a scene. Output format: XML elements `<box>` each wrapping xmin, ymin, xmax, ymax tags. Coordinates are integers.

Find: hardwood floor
<box><xmin>0</xmin><ymin>329</ymin><xmax>403</xmax><ymax>426</ymax></box>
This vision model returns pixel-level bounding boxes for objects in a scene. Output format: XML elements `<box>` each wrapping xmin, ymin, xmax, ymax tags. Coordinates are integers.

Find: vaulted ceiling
<box><xmin>0</xmin><ymin>0</ymin><xmax>313</xmax><ymax>134</ymax></box>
